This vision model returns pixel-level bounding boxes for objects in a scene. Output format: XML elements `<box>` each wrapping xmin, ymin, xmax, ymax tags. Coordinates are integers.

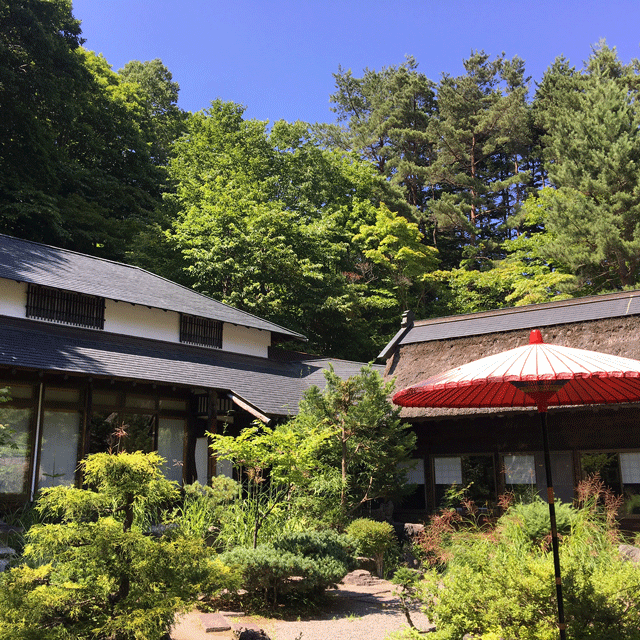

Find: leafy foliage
<box><xmin>5</xmin><ymin>5</ymin><xmax>640</xmax><ymax>357</ymax></box>
<box><xmin>171</xmin><ymin>477</ymin><xmax>238</xmax><ymax>540</ymax></box>
<box><xmin>166</xmin><ymin>102</ymin><xmax>431</xmax><ymax>359</ymax></box>
<box><xmin>0</xmin><ymin>452</ymin><xmax>227</xmax><ymax>640</ymax></box>
<box><xmin>210</xmin><ymin>365</ymin><xmax>415</xmax><ymax>532</ymax></box>
<box><xmin>210</xmin><ymin>417</ymin><xmax>333</xmax><ymax>547</ymax></box>
<box><xmin>406</xmin><ymin>491</ymin><xmax>640</xmax><ymax>640</ymax></box>
<box><xmin>346</xmin><ymin>518</ymin><xmax>397</xmax><ymax>577</ymax></box>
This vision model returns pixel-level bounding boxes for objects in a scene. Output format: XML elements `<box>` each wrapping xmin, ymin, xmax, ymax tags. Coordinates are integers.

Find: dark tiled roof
<box><xmin>396</xmin><ymin>290</ymin><xmax>640</xmax><ymax>347</ymax></box>
<box><xmin>0</xmin><ymin>234</ymin><xmax>304</xmax><ymax>340</ymax></box>
<box><xmin>0</xmin><ymin>317</ymin><xmax>379</xmax><ymax>417</ymax></box>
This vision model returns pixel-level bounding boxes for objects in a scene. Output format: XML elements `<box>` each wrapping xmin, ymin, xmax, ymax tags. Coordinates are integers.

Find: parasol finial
<box><xmin>530</xmin><ymin>329</ymin><xmax>544</xmax><ymax>344</ymax></box>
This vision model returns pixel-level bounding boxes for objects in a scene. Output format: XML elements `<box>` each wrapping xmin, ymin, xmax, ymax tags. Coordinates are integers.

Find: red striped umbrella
<box><xmin>392</xmin><ymin>329</ymin><xmax>640</xmax><ymax>640</ymax></box>
<box><xmin>393</xmin><ymin>329</ymin><xmax>640</xmax><ymax>410</ymax></box>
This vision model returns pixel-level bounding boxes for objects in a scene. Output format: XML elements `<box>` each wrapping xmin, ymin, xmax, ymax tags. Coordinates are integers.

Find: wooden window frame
<box><xmin>26</xmin><ymin>284</ymin><xmax>105</xmax><ymax>330</ymax></box>
<box><xmin>180</xmin><ymin>314</ymin><xmax>222</xmax><ymax>349</ymax></box>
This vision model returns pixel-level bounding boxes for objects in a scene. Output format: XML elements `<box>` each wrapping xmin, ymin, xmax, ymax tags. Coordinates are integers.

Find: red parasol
<box><xmin>393</xmin><ymin>329</ymin><xmax>640</xmax><ymax>640</ymax></box>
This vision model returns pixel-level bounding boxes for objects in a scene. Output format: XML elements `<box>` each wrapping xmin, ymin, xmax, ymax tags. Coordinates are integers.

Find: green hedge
<box><xmin>220</xmin><ymin>530</ymin><xmax>355</xmax><ymax>606</ymax></box>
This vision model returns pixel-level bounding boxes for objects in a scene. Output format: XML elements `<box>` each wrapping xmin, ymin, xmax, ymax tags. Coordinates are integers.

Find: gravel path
<box><xmin>171</xmin><ymin>571</ymin><xmax>434</xmax><ymax>640</ymax></box>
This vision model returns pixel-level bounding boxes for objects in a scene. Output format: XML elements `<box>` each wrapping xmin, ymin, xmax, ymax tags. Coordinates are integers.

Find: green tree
<box><xmin>210</xmin><ymin>421</ymin><xmax>333</xmax><ymax>547</ymax></box>
<box><xmin>296</xmin><ymin>365</ymin><xmax>416</xmax><ymax>517</ymax></box>
<box><xmin>425</xmin><ymin>190</ymin><xmax>575</xmax><ymax>315</ymax></box>
<box><xmin>0</xmin><ymin>0</ymin><xmax>167</xmax><ymax>260</ymax></box>
<box><xmin>0</xmin><ymin>452</ymin><xmax>223</xmax><ymax>640</ymax></box>
<box><xmin>0</xmin><ymin>0</ymin><xmax>86</xmax><ymax>245</ymax></box>
<box><xmin>167</xmin><ymin>101</ymin><xmax>420</xmax><ymax>359</ymax></box>
<box><xmin>210</xmin><ymin>365</ymin><xmax>415</xmax><ymax>531</ymax></box>
<box><xmin>329</xmin><ymin>56</ymin><xmax>436</xmax><ymax>215</ymax></box>
<box><xmin>353</xmin><ymin>203</ymin><xmax>439</xmax><ymax>312</ymax></box>
<box><xmin>118</xmin><ymin>58</ymin><xmax>186</xmax><ymax>166</ymax></box>
<box><xmin>426</xmin><ymin>51</ymin><xmax>531</xmax><ymax>267</ymax></box>
<box><xmin>532</xmin><ymin>42</ymin><xmax>640</xmax><ymax>292</ymax></box>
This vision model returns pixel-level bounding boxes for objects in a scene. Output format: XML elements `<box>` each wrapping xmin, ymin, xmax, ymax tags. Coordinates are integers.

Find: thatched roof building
<box><xmin>379</xmin><ymin>291</ymin><xmax>640</xmax><ymax>528</ymax></box>
<box><xmin>383</xmin><ymin>291</ymin><xmax>640</xmax><ymax>418</ymax></box>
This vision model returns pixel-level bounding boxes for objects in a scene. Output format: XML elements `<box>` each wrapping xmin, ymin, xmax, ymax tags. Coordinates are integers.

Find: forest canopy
<box><xmin>3</xmin><ymin>0</ymin><xmax>640</xmax><ymax>360</ymax></box>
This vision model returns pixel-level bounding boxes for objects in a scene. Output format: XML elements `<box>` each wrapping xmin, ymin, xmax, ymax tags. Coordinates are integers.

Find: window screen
<box><xmin>180</xmin><ymin>314</ymin><xmax>222</xmax><ymax>349</ymax></box>
<box><xmin>27</xmin><ymin>284</ymin><xmax>105</xmax><ymax>329</ymax></box>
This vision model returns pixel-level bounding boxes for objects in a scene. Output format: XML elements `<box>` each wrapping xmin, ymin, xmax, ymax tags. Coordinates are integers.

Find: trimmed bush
<box><xmin>220</xmin><ymin>530</ymin><xmax>355</xmax><ymax>606</ymax></box>
<box><xmin>0</xmin><ymin>452</ymin><xmax>231</xmax><ymax>640</ymax></box>
<box><xmin>347</xmin><ymin>518</ymin><xmax>396</xmax><ymax>577</ymax></box>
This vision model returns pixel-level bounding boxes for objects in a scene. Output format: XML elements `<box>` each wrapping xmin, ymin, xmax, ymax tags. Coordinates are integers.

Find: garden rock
<box><xmin>619</xmin><ymin>544</ymin><xmax>640</xmax><ymax>563</ymax></box>
<box><xmin>0</xmin><ymin>546</ymin><xmax>16</xmax><ymax>572</ymax></box>
<box><xmin>341</xmin><ymin>569</ymin><xmax>381</xmax><ymax>586</ymax></box>
<box><xmin>199</xmin><ymin>613</ymin><xmax>231</xmax><ymax>632</ymax></box>
<box><xmin>355</xmin><ymin>556</ymin><xmax>377</xmax><ymax>574</ymax></box>
<box><xmin>233</xmin><ymin>627</ymin><xmax>270</xmax><ymax>640</ymax></box>
<box><xmin>403</xmin><ymin>522</ymin><xmax>425</xmax><ymax>538</ymax></box>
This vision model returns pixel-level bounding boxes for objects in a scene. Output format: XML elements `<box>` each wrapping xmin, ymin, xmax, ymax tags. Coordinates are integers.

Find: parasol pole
<box><xmin>539</xmin><ymin>404</ymin><xmax>567</xmax><ymax>640</ymax></box>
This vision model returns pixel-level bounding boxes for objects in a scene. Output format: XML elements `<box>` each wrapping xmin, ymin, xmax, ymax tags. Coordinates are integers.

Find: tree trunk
<box><xmin>341</xmin><ymin>421</ymin><xmax>348</xmax><ymax>506</ymax></box>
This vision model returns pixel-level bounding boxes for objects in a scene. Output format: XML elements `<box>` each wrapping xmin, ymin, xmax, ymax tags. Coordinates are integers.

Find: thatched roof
<box><xmin>385</xmin><ymin>315</ymin><xmax>640</xmax><ymax>419</ymax></box>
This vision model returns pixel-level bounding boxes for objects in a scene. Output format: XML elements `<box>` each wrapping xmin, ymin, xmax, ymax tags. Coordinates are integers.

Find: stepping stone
<box><xmin>199</xmin><ymin>612</ymin><xmax>231</xmax><ymax>632</ymax></box>
<box><xmin>220</xmin><ymin>610</ymin><xmax>246</xmax><ymax>617</ymax></box>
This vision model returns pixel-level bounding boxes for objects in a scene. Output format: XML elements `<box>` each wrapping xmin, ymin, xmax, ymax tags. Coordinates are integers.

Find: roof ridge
<box><xmin>413</xmin><ymin>289</ymin><xmax>640</xmax><ymax>327</ymax></box>
<box><xmin>0</xmin><ymin>232</ymin><xmax>149</xmax><ymax>273</ymax></box>
<box><xmin>0</xmin><ymin>234</ymin><xmax>306</xmax><ymax>340</ymax></box>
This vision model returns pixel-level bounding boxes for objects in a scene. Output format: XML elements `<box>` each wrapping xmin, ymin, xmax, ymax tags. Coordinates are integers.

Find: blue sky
<box><xmin>72</xmin><ymin>0</ymin><xmax>640</xmax><ymax>124</ymax></box>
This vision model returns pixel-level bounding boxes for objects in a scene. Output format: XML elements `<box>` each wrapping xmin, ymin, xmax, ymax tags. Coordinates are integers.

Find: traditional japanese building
<box><xmin>381</xmin><ymin>295</ymin><xmax>640</xmax><ymax>529</ymax></box>
<box><xmin>0</xmin><ymin>234</ymin><xmax>373</xmax><ymax>508</ymax></box>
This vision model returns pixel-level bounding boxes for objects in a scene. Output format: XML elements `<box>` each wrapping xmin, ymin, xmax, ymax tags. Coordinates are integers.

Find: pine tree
<box><xmin>426</xmin><ymin>52</ymin><xmax>531</xmax><ymax>267</ymax></box>
<box><xmin>535</xmin><ymin>42</ymin><xmax>640</xmax><ymax>291</ymax></box>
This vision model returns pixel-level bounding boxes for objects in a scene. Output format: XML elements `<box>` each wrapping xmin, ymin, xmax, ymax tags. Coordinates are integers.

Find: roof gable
<box><xmin>0</xmin><ymin>234</ymin><xmax>305</xmax><ymax>340</ymax></box>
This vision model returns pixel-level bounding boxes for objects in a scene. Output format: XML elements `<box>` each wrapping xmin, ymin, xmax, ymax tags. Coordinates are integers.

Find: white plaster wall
<box><xmin>0</xmin><ymin>279</ymin><xmax>27</xmax><ymax>318</ymax></box>
<box><xmin>1</xmin><ymin>277</ymin><xmax>272</xmax><ymax>356</ymax></box>
<box><xmin>104</xmin><ymin>300</ymin><xmax>180</xmax><ymax>342</ymax></box>
<box><xmin>223</xmin><ymin>323</ymin><xmax>270</xmax><ymax>357</ymax></box>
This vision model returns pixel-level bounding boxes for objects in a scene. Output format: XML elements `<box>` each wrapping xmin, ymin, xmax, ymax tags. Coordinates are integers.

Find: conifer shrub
<box><xmin>497</xmin><ymin>497</ymin><xmax>577</xmax><ymax>545</ymax></box>
<box><xmin>0</xmin><ymin>452</ymin><xmax>232</xmax><ymax>640</ymax></box>
<box><xmin>219</xmin><ymin>530</ymin><xmax>355</xmax><ymax>607</ymax></box>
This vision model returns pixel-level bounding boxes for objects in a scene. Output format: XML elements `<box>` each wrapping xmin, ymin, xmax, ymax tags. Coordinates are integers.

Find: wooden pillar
<box><xmin>184</xmin><ymin>396</ymin><xmax>198</xmax><ymax>484</ymax></box>
<box><xmin>207</xmin><ymin>390</ymin><xmax>218</xmax><ymax>482</ymax></box>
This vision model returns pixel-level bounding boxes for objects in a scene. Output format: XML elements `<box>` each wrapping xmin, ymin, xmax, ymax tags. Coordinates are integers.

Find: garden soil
<box><xmin>170</xmin><ymin>570</ymin><xmax>434</xmax><ymax>640</ymax></box>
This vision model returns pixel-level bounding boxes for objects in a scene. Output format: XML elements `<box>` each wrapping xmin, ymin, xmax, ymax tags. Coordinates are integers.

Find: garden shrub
<box><xmin>346</xmin><ymin>517</ymin><xmax>397</xmax><ymax>577</ymax></box>
<box><xmin>407</xmin><ymin>496</ymin><xmax>640</xmax><ymax>640</ymax></box>
<box><xmin>273</xmin><ymin>529</ymin><xmax>356</xmax><ymax>567</ymax></box>
<box><xmin>220</xmin><ymin>530</ymin><xmax>355</xmax><ymax>607</ymax></box>
<box><xmin>172</xmin><ymin>477</ymin><xmax>238</xmax><ymax>542</ymax></box>
<box><xmin>498</xmin><ymin>497</ymin><xmax>577</xmax><ymax>546</ymax></box>
<box><xmin>0</xmin><ymin>452</ymin><xmax>232</xmax><ymax>640</ymax></box>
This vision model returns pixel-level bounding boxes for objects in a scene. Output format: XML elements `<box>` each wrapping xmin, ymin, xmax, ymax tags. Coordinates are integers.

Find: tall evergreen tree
<box><xmin>426</xmin><ymin>51</ymin><xmax>531</xmax><ymax>267</ymax></box>
<box><xmin>329</xmin><ymin>56</ymin><xmax>437</xmax><ymax>216</ymax></box>
<box><xmin>533</xmin><ymin>42</ymin><xmax>640</xmax><ymax>291</ymax></box>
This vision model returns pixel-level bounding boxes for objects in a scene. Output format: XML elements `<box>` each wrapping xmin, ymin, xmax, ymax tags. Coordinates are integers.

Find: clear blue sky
<box><xmin>72</xmin><ymin>0</ymin><xmax>640</xmax><ymax>124</ymax></box>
